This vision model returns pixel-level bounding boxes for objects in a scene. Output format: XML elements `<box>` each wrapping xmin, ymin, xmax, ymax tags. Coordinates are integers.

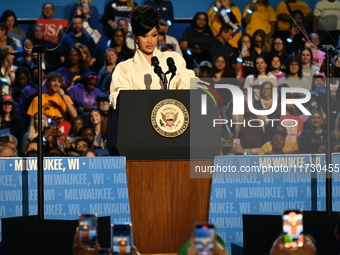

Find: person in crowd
<box><xmin>43</xmin><ymin>125</ymin><xmax>73</xmax><ymax>154</ymax></box>
<box><xmin>4</xmin><ymin>134</ymin><xmax>18</xmax><ymax>151</ymax></box>
<box><xmin>270</xmin><ymin>37</ymin><xmax>291</xmax><ymax>70</ymax></box>
<box><xmin>14</xmin><ymin>39</ymin><xmax>34</xmax><ymax>69</ymax></box>
<box><xmin>102</xmin><ymin>0</ymin><xmax>138</xmax><ymax>36</ymax></box>
<box><xmin>198</xmin><ymin>60</ymin><xmax>212</xmax><ymax>78</ymax></box>
<box><xmin>158</xmin><ymin>19</ymin><xmax>182</xmax><ymax>55</ymax></box>
<box><xmin>286</xmin><ymin>10</ymin><xmax>310</xmax><ymax>56</ymax></box>
<box><xmin>92</xmin><ymin>92</ymin><xmax>110</xmax><ymax>124</ymax></box>
<box><xmin>58</xmin><ymin>15</ymin><xmax>97</xmax><ymax>65</ymax></box>
<box><xmin>41</xmin><ymin>2</ymin><xmax>55</xmax><ymax>19</ymax></box>
<box><xmin>0</xmin><ymin>95</ymin><xmax>24</xmax><ymax>145</ymax></box>
<box><xmin>269</xmin><ymin>234</ymin><xmax>316</xmax><ymax>255</ymax></box>
<box><xmin>69</xmin><ymin>116</ymin><xmax>84</xmax><ymax>138</ymax></box>
<box><xmin>19</xmin><ymin>65</ymin><xmax>47</xmax><ymax>118</ymax></box>
<box><xmin>243</xmin><ymin>0</ymin><xmax>276</xmax><ymax>37</ymax></box>
<box><xmin>259</xmin><ymin>125</ymin><xmax>298</xmax><ymax>154</ymax></box>
<box><xmin>268</xmin><ymin>55</ymin><xmax>286</xmax><ymax>80</ymax></box>
<box><xmin>244</xmin><ymin>57</ymin><xmax>277</xmax><ymax>100</ymax></box>
<box><xmin>210</xmin><ymin>55</ymin><xmax>233</xmax><ymax>107</ymax></box>
<box><xmin>308</xmin><ymin>73</ymin><xmax>338</xmax><ymax>125</ymax></box>
<box><xmin>275</xmin><ymin>0</ymin><xmax>313</xmax><ymax>41</ymax></box>
<box><xmin>78</xmin><ymin>125</ymin><xmax>99</xmax><ymax>150</ymax></box>
<box><xmin>76</xmin><ymin>132</ymin><xmax>94</xmax><ymax>153</ymax></box>
<box><xmin>299</xmin><ymin>47</ymin><xmax>320</xmax><ymax>86</ymax></box>
<box><xmin>67</xmin><ymin>71</ymin><xmax>101</xmax><ymax>114</ymax></box>
<box><xmin>0</xmin><ymin>45</ymin><xmax>17</xmax><ymax>86</ymax></box>
<box><xmin>0</xmin><ymin>10</ymin><xmax>26</xmax><ymax>38</ymax></box>
<box><xmin>264</xmin><ymin>131</ymin><xmax>286</xmax><ymax>154</ymax></box>
<box><xmin>83</xmin><ymin>149</ymin><xmax>99</xmax><ymax>157</ymax></box>
<box><xmin>24</xmin><ymin>139</ymin><xmax>38</xmax><ymax>157</ymax></box>
<box><xmin>229</xmin><ymin>34</ymin><xmax>256</xmax><ymax>79</ymax></box>
<box><xmin>278</xmin><ymin>58</ymin><xmax>310</xmax><ymax>89</ymax></box>
<box><xmin>110</xmin><ymin>5</ymin><xmax>196</xmax><ymax>108</ymax></box>
<box><xmin>298</xmin><ymin>110</ymin><xmax>326</xmax><ymax>154</ymax></box>
<box><xmin>57</xmin><ymin>47</ymin><xmax>90</xmax><ymax>90</ymax></box>
<box><xmin>305</xmin><ymin>33</ymin><xmax>325</xmax><ymax>68</ymax></box>
<box><xmin>117</xmin><ymin>18</ymin><xmax>135</xmax><ymax>51</ymax></box>
<box><xmin>332</xmin><ymin>113</ymin><xmax>340</xmax><ymax>152</ymax></box>
<box><xmin>47</xmin><ymin>147</ymin><xmax>65</xmax><ymax>157</ymax></box>
<box><xmin>69</xmin><ymin>0</ymin><xmax>99</xmax><ymax>36</ymax></box>
<box><xmin>252</xmin><ymin>29</ymin><xmax>270</xmax><ymax>60</ymax></box>
<box><xmin>0</xmin><ymin>22</ymin><xmax>17</xmax><ymax>50</ymax></box>
<box><xmin>75</xmin><ymin>44</ymin><xmax>95</xmax><ymax>71</ymax></box>
<box><xmin>211</xmin><ymin>55</ymin><xmax>233</xmax><ymax>82</ymax></box>
<box><xmin>208</xmin><ymin>23</ymin><xmax>235</xmax><ymax>61</ymax></box>
<box><xmin>89</xmin><ymin>109</ymin><xmax>107</xmax><ymax>149</ymax></box>
<box><xmin>11</xmin><ymin>67</ymin><xmax>30</xmax><ymax>103</ymax></box>
<box><xmin>232</xmin><ymin>92</ymin><xmax>267</xmax><ymax>155</ymax></box>
<box><xmin>28</xmin><ymin>24</ymin><xmax>60</xmax><ymax>71</ymax></box>
<box><xmin>158</xmin><ymin>31</ymin><xmax>167</xmax><ymax>45</ymax></box>
<box><xmin>21</xmin><ymin>112</ymin><xmax>48</xmax><ymax>156</ymax></box>
<box><xmin>144</xmin><ymin>0</ymin><xmax>174</xmax><ymax>24</ymax></box>
<box><xmin>97</xmin><ymin>48</ymin><xmax>117</xmax><ymax>91</ymax></box>
<box><xmin>107</xmin><ymin>28</ymin><xmax>134</xmax><ymax>61</ymax></box>
<box><xmin>0</xmin><ymin>145</ymin><xmax>18</xmax><ymax>157</ymax></box>
<box><xmin>27</xmin><ymin>71</ymin><xmax>77</xmax><ymax>121</ymax></box>
<box><xmin>208</xmin><ymin>0</ymin><xmax>242</xmax><ymax>49</ymax></box>
<box><xmin>252</xmin><ymin>81</ymin><xmax>275</xmax><ymax>112</ymax></box>
<box><xmin>180</xmin><ymin>12</ymin><xmax>213</xmax><ymax>69</ymax></box>
<box><xmin>313</xmin><ymin>0</ymin><xmax>340</xmax><ymax>48</ymax></box>
<box><xmin>40</xmin><ymin>2</ymin><xmax>59</xmax><ymax>45</ymax></box>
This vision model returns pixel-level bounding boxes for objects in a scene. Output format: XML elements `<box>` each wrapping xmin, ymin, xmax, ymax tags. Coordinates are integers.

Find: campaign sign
<box><xmin>0</xmin><ymin>156</ymin><xmax>130</xmax><ymax>241</ymax></box>
<box><xmin>36</xmin><ymin>19</ymin><xmax>68</xmax><ymax>42</ymax></box>
<box><xmin>209</xmin><ymin>154</ymin><xmax>340</xmax><ymax>253</ymax></box>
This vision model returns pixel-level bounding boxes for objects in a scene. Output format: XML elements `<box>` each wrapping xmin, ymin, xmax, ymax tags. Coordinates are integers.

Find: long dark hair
<box><xmin>237</xmin><ymin>34</ymin><xmax>254</xmax><ymax>53</ymax></box>
<box><xmin>285</xmin><ymin>58</ymin><xmax>303</xmax><ymax>79</ymax></box>
<box><xmin>211</xmin><ymin>55</ymin><xmax>232</xmax><ymax>78</ymax></box>
<box><xmin>191</xmin><ymin>12</ymin><xmax>211</xmax><ymax>33</ymax></box>
<box><xmin>0</xmin><ymin>10</ymin><xmax>18</xmax><ymax>27</ymax></box>
<box><xmin>254</xmin><ymin>56</ymin><xmax>269</xmax><ymax>79</ymax></box>
<box><xmin>109</xmin><ymin>28</ymin><xmax>129</xmax><ymax>49</ymax></box>
<box><xmin>298</xmin><ymin>47</ymin><xmax>313</xmax><ymax>68</ymax></box>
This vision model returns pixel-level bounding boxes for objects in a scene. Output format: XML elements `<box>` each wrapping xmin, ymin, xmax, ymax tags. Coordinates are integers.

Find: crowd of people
<box><xmin>1</xmin><ymin>0</ymin><xmax>340</xmax><ymax>156</ymax></box>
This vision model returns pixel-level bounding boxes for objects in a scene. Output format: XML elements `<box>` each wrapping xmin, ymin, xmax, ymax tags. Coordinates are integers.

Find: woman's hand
<box><xmin>269</xmin><ymin>235</ymin><xmax>316</xmax><ymax>255</ymax></box>
<box><xmin>73</xmin><ymin>227</ymin><xmax>101</xmax><ymax>255</ymax></box>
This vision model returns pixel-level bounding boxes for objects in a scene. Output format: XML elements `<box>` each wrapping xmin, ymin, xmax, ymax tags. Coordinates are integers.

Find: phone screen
<box><xmin>194</xmin><ymin>223</ymin><xmax>216</xmax><ymax>255</ymax></box>
<box><xmin>282</xmin><ymin>210</ymin><xmax>304</xmax><ymax>249</ymax></box>
<box><xmin>112</xmin><ymin>223</ymin><xmax>132</xmax><ymax>255</ymax></box>
<box><xmin>79</xmin><ymin>214</ymin><xmax>97</xmax><ymax>249</ymax></box>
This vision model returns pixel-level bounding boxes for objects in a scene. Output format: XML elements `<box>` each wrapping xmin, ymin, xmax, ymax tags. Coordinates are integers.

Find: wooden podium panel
<box><xmin>126</xmin><ymin>159</ymin><xmax>212</xmax><ymax>253</ymax></box>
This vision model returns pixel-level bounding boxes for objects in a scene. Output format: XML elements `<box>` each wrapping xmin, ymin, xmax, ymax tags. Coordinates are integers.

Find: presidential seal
<box><xmin>151</xmin><ymin>99</ymin><xmax>189</xmax><ymax>138</ymax></box>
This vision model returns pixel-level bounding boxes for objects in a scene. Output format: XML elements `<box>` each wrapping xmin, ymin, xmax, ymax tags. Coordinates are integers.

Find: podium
<box><xmin>107</xmin><ymin>90</ymin><xmax>221</xmax><ymax>253</ymax></box>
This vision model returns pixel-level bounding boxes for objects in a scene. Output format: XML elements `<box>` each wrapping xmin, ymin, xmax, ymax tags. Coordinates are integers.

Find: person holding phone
<box><xmin>69</xmin><ymin>0</ymin><xmax>99</xmax><ymax>33</ymax></box>
<box><xmin>269</xmin><ymin>234</ymin><xmax>316</xmax><ymax>255</ymax></box>
<box><xmin>207</xmin><ymin>0</ymin><xmax>242</xmax><ymax>49</ymax></box>
<box><xmin>109</xmin><ymin>5</ymin><xmax>196</xmax><ymax>108</ymax></box>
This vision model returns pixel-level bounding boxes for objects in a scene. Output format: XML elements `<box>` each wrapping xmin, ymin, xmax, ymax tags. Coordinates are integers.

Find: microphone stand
<box><xmin>163</xmin><ymin>74</ymin><xmax>168</xmax><ymax>90</ymax></box>
<box><xmin>32</xmin><ymin>45</ymin><xmax>48</xmax><ymax>220</ymax></box>
<box><xmin>320</xmin><ymin>44</ymin><xmax>333</xmax><ymax>215</ymax></box>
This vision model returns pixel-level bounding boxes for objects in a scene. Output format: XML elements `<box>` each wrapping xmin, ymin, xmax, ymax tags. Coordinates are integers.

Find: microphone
<box><xmin>144</xmin><ymin>74</ymin><xmax>152</xmax><ymax>90</ymax></box>
<box><xmin>151</xmin><ymin>56</ymin><xmax>166</xmax><ymax>89</ymax></box>
<box><xmin>166</xmin><ymin>57</ymin><xmax>177</xmax><ymax>85</ymax></box>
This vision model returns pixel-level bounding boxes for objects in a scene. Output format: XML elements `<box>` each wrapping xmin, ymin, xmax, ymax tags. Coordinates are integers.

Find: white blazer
<box><xmin>109</xmin><ymin>48</ymin><xmax>195</xmax><ymax>108</ymax></box>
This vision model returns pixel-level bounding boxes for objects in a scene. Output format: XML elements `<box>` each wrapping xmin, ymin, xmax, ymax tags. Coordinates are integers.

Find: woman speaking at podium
<box><xmin>109</xmin><ymin>5</ymin><xmax>196</xmax><ymax>108</ymax></box>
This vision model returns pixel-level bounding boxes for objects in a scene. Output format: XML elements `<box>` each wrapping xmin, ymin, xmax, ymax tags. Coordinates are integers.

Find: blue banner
<box><xmin>210</xmin><ymin>154</ymin><xmax>340</xmax><ymax>254</ymax></box>
<box><xmin>0</xmin><ymin>156</ymin><xmax>129</xmax><ymax>241</ymax></box>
